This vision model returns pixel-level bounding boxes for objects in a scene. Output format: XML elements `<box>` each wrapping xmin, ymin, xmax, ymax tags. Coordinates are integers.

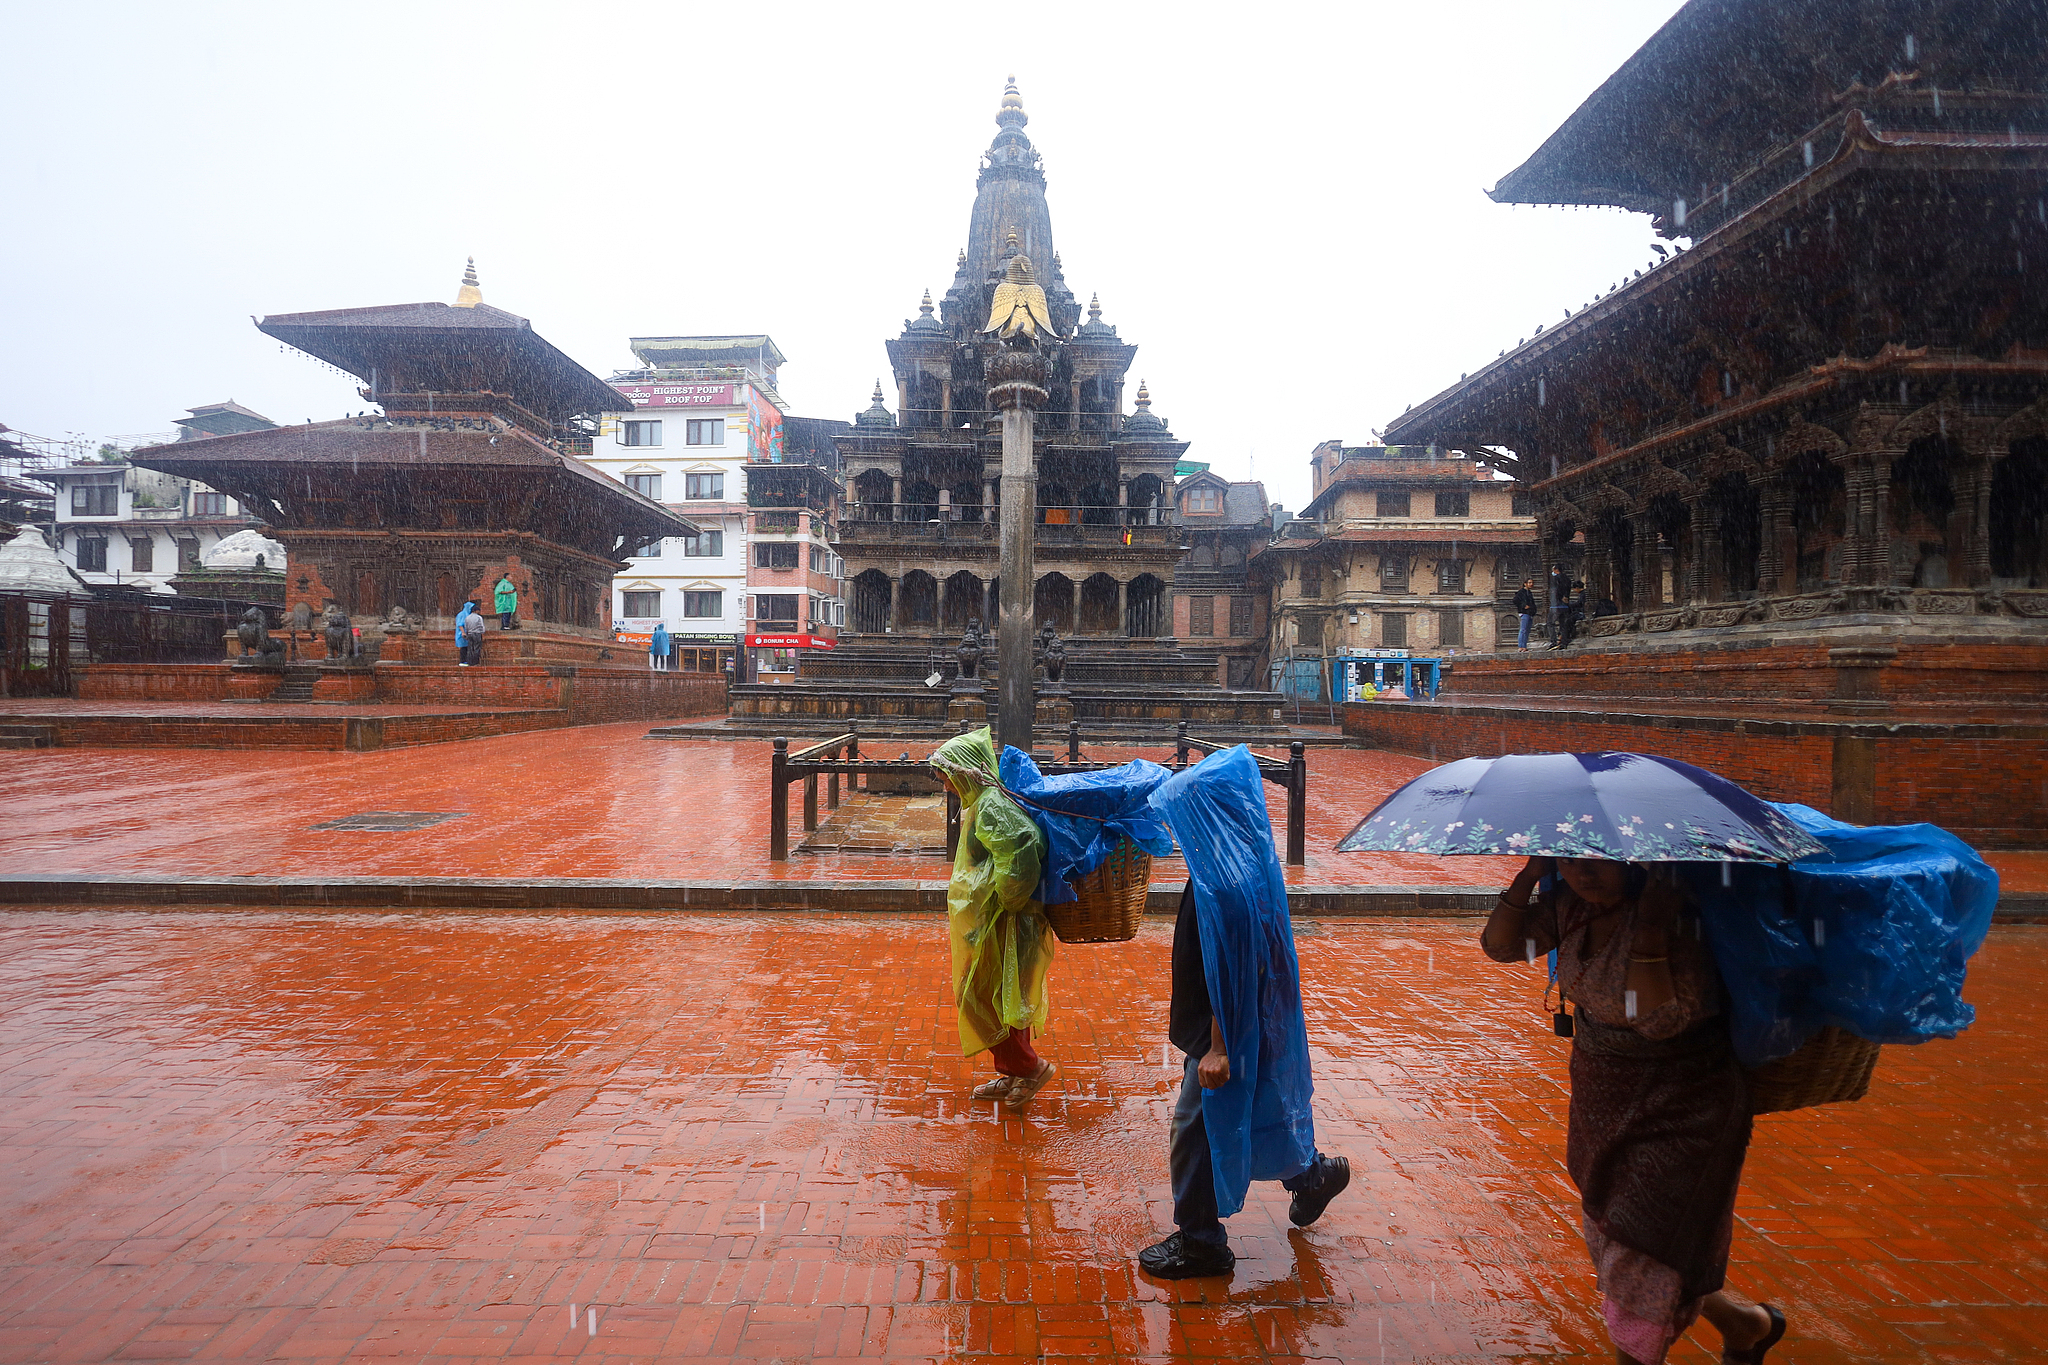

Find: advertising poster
<box><xmin>745</xmin><ymin>385</ymin><xmax>784</xmax><ymax>463</ymax></box>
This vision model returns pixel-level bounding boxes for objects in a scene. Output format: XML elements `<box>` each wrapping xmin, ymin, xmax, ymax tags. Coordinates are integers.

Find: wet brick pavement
<box><xmin>2</xmin><ymin>910</ymin><xmax>2044</xmax><ymax>1363</ymax></box>
<box><xmin>0</xmin><ymin>724</ymin><xmax>1523</xmax><ymax>892</ymax></box>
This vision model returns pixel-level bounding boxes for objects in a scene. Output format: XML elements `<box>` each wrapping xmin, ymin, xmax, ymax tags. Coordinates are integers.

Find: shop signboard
<box><xmin>745</xmin><ymin>632</ymin><xmax>834</xmax><ymax>650</ymax></box>
<box><xmin>612</xmin><ymin>382</ymin><xmax>735</xmax><ymax>409</ymax></box>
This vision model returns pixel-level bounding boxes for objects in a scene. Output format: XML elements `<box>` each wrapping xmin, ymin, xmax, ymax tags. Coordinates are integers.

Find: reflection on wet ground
<box><xmin>2</xmin><ymin>911</ymin><xmax>2043</xmax><ymax>1361</ymax></box>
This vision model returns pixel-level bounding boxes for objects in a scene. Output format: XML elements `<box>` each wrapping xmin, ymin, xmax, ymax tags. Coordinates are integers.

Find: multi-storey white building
<box><xmin>590</xmin><ymin>336</ymin><xmax>844</xmax><ymax>675</ymax></box>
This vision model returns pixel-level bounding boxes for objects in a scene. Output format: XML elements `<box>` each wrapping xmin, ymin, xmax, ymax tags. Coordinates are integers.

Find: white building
<box><xmin>590</xmin><ymin>335</ymin><xmax>834</xmax><ymax>674</ymax></box>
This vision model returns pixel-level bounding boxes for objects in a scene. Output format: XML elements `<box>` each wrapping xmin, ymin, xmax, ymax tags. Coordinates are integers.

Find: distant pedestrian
<box><xmin>1514</xmin><ymin>577</ymin><xmax>1538</xmax><ymax>649</ymax></box>
<box><xmin>650</xmin><ymin>621</ymin><xmax>671</xmax><ymax>671</ymax></box>
<box><xmin>1554</xmin><ymin>580</ymin><xmax>1587</xmax><ymax>649</ymax></box>
<box><xmin>454</xmin><ymin>600</ymin><xmax>484</xmax><ymax>667</ymax></box>
<box><xmin>494</xmin><ymin>574</ymin><xmax>519</xmax><ymax>630</ymax></box>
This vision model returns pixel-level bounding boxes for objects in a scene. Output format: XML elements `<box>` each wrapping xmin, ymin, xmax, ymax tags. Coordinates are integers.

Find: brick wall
<box><xmin>1343</xmin><ymin>700</ymin><xmax>2047</xmax><ymax>846</ymax></box>
<box><xmin>79</xmin><ymin>664</ymin><xmax>234</xmax><ymax>703</ymax></box>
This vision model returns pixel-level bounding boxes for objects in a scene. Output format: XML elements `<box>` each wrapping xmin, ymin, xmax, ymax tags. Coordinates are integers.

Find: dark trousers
<box><xmin>499</xmin><ymin>610</ymin><xmax>515</xmax><ymax>629</ymax></box>
<box><xmin>1169</xmin><ymin>1049</ymin><xmax>1319</xmax><ymax>1246</ymax></box>
<box><xmin>461</xmin><ymin>640</ymin><xmax>480</xmax><ymax>666</ymax></box>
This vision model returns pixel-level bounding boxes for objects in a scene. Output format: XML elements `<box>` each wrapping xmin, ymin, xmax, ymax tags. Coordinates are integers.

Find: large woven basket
<box><xmin>1746</xmin><ymin>1026</ymin><xmax>1881</xmax><ymax>1115</ymax></box>
<box><xmin>1045</xmin><ymin>838</ymin><xmax>1151</xmax><ymax>944</ymax></box>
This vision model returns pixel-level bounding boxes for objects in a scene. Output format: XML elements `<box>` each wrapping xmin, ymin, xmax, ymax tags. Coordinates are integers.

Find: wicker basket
<box><xmin>1746</xmin><ymin>1026</ymin><xmax>1881</xmax><ymax>1115</ymax></box>
<box><xmin>1045</xmin><ymin>839</ymin><xmax>1152</xmax><ymax>944</ymax></box>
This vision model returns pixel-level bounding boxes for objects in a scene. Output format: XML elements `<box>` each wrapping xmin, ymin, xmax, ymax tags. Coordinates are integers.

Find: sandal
<box><xmin>1725</xmin><ymin>1304</ymin><xmax>1786</xmax><ymax>1364</ymax></box>
<box><xmin>969</xmin><ymin>1075</ymin><xmax>1017</xmax><ymax>1101</ymax></box>
<box><xmin>1001</xmin><ymin>1061</ymin><xmax>1057</xmax><ymax>1111</ymax></box>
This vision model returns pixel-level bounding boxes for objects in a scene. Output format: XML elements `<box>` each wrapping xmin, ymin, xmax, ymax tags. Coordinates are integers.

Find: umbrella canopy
<box><xmin>1336</xmin><ymin>751</ymin><xmax>1828</xmax><ymax>863</ymax></box>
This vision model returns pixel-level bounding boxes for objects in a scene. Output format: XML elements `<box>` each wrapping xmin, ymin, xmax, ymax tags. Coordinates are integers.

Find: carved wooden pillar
<box><xmin>1582</xmin><ymin>525</ymin><xmax>1613</xmax><ymax>606</ymax></box>
<box><xmin>1629</xmin><ymin>511</ymin><xmax>1663</xmax><ymax>609</ymax></box>
<box><xmin>1963</xmin><ymin>450</ymin><xmax>1995</xmax><ymax>587</ymax></box>
<box><xmin>1684</xmin><ymin>495</ymin><xmax>1713</xmax><ymax>603</ymax></box>
<box><xmin>1757</xmin><ymin>476</ymin><xmax>1793</xmax><ymax>595</ymax></box>
<box><xmin>1842</xmin><ymin>459</ymin><xmax>1890</xmax><ymax>585</ymax></box>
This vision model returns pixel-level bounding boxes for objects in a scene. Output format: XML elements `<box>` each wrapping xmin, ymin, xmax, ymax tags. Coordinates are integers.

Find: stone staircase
<box><xmin>0</xmin><ymin>724</ymin><xmax>55</xmax><ymax>749</ymax></box>
<box><xmin>269</xmin><ymin>665</ymin><xmax>322</xmax><ymax>704</ymax></box>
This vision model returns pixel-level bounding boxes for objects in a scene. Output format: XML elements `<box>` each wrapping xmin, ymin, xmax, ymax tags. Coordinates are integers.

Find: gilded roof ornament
<box><xmin>997</xmin><ymin>75</ymin><xmax>1027</xmax><ymax>129</ymax></box>
<box><xmin>454</xmin><ymin>257</ymin><xmax>482</xmax><ymax>309</ymax></box>
<box><xmin>983</xmin><ymin>253</ymin><xmax>1055</xmax><ymax>342</ymax></box>
<box><xmin>920</xmin><ymin>289</ymin><xmax>935</xmax><ymax>315</ymax></box>
<box><xmin>1088</xmin><ymin>293</ymin><xmax>1102</xmax><ymax>321</ymax></box>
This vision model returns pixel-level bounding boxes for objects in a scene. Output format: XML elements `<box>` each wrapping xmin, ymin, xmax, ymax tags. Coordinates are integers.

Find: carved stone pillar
<box><xmin>940</xmin><ymin>379</ymin><xmax>953</xmax><ymax>430</ymax></box>
<box><xmin>1963</xmin><ymin>451</ymin><xmax>1995</xmax><ymax>587</ymax></box>
<box><xmin>1582</xmin><ymin>526</ymin><xmax>1612</xmax><ymax>606</ymax></box>
<box><xmin>1629</xmin><ymin>512</ymin><xmax>1663</xmax><ymax>609</ymax></box>
<box><xmin>1684</xmin><ymin>495</ymin><xmax>1713</xmax><ymax>603</ymax></box>
<box><xmin>1117</xmin><ymin>578</ymin><xmax>1129</xmax><ymax>637</ymax></box>
<box><xmin>890</xmin><ymin>476</ymin><xmax>903</xmax><ymax>522</ymax></box>
<box><xmin>887</xmin><ymin>575</ymin><xmax>899</xmax><ymax>629</ymax></box>
<box><xmin>987</xmin><ymin>344</ymin><xmax>1052</xmax><ymax>753</ymax></box>
<box><xmin>983</xmin><ymin>479</ymin><xmax>997</xmax><ymax>519</ymax></box>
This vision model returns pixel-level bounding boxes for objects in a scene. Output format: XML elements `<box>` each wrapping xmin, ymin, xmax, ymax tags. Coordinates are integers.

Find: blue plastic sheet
<box><xmin>1147</xmin><ymin>746</ymin><xmax>1316</xmax><ymax>1218</ymax></box>
<box><xmin>998</xmin><ymin>748</ymin><xmax>1175</xmax><ymax>905</ymax></box>
<box><xmin>1681</xmin><ymin>802</ymin><xmax>1998</xmax><ymax>1068</ymax></box>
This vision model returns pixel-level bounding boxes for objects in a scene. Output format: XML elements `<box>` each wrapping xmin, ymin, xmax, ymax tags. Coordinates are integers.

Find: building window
<box><xmin>626</xmin><ymin>472</ymin><xmax>662</xmax><ymax>499</ymax></box>
<box><xmin>686</xmin><ymin>419</ymin><xmax>725</xmax><ymax>446</ymax></box>
<box><xmin>1297</xmin><ymin>614</ymin><xmax>1323</xmax><ymax>647</ymax></box>
<box><xmin>191</xmin><ymin>490</ymin><xmax>228</xmax><ymax>516</ymax></box>
<box><xmin>1381</xmin><ymin>555</ymin><xmax>1410</xmax><ymax>589</ymax></box>
<box><xmin>1437</xmin><ymin>559</ymin><xmax>1467</xmax><ymax>593</ymax></box>
<box><xmin>177</xmin><ymin>538</ymin><xmax>201</xmax><ymax>572</ymax></box>
<box><xmin>1435</xmin><ymin>490</ymin><xmax>1470</xmax><ymax>517</ymax></box>
<box><xmin>622</xmin><ymin>590</ymin><xmax>661</xmax><ymax>617</ymax></box>
<box><xmin>755</xmin><ymin>593</ymin><xmax>799</xmax><ymax>622</ymax></box>
<box><xmin>1376</xmin><ymin>491</ymin><xmax>1410</xmax><ymax>518</ymax></box>
<box><xmin>685</xmin><ymin>472</ymin><xmax>724</xmax><ymax>499</ymax></box>
<box><xmin>1229</xmin><ymin>596</ymin><xmax>1253</xmax><ymax>637</ymax></box>
<box><xmin>755</xmin><ymin>542</ymin><xmax>800</xmax><ymax>569</ymax></box>
<box><xmin>1187</xmin><ymin>486</ymin><xmax>1220</xmax><ymax>513</ymax></box>
<box><xmin>1189</xmin><ymin>595</ymin><xmax>1214</xmax><ymax>636</ymax></box>
<box><xmin>809</xmin><ymin>545</ymin><xmax>829</xmax><ymax>572</ymax></box>
<box><xmin>1381</xmin><ymin>613</ymin><xmax>1407</xmax><ymax>648</ymax></box>
<box><xmin>1299</xmin><ymin>565</ymin><xmax>1321</xmax><ymax>598</ymax></box>
<box><xmin>623</xmin><ymin>420</ymin><xmax>662</xmax><ymax>447</ymax></box>
<box><xmin>634</xmin><ymin>539</ymin><xmax>662</xmax><ymax>558</ymax></box>
<box><xmin>755</xmin><ymin>510</ymin><xmax>800</xmax><ymax>531</ymax></box>
<box><xmin>1439</xmin><ymin>608</ymin><xmax>1465</xmax><ymax>647</ymax></box>
<box><xmin>129</xmin><ymin>538</ymin><xmax>153</xmax><ymax>574</ymax></box>
<box><xmin>682</xmin><ymin>530</ymin><xmax>723</xmax><ymax>556</ymax></box>
<box><xmin>683</xmin><ymin>590</ymin><xmax>721</xmax><ymax>618</ymax></box>
<box><xmin>77</xmin><ymin>538</ymin><xmax>108</xmax><ymax>572</ymax></box>
<box><xmin>72</xmin><ymin>481</ymin><xmax>119</xmax><ymax>517</ymax></box>
<box><xmin>1511</xmin><ymin>489</ymin><xmax>1535</xmax><ymax>516</ymax></box>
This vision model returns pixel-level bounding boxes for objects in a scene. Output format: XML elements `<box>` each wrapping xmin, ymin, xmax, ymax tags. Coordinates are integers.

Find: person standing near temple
<box><xmin>650</xmin><ymin>621</ymin><xmax>671</xmax><ymax>671</ymax></box>
<box><xmin>454</xmin><ymin>600</ymin><xmax>484</xmax><ymax>666</ymax></box>
<box><xmin>1514</xmin><ymin>577</ymin><xmax>1538</xmax><ymax>650</ymax></box>
<box><xmin>494</xmin><ymin>574</ymin><xmax>519</xmax><ymax>630</ymax></box>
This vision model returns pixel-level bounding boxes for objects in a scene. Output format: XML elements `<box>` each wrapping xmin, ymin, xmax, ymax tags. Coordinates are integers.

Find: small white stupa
<box><xmin>0</xmin><ymin>527</ymin><xmax>88</xmax><ymax>594</ymax></box>
<box><xmin>201</xmin><ymin>529</ymin><xmax>289</xmax><ymax>572</ymax></box>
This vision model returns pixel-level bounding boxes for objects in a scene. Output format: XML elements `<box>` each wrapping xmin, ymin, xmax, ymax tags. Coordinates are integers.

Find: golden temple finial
<box><xmin>1003</xmin><ymin>229</ymin><xmax>1021</xmax><ymax>257</ymax></box>
<box><xmin>983</xmin><ymin>253</ymin><xmax>1054</xmax><ymax>342</ymax></box>
<box><xmin>919</xmin><ymin>289</ymin><xmax>934</xmax><ymax>315</ymax></box>
<box><xmin>957</xmin><ymin>247</ymin><xmax>967</xmax><ymax>270</ymax></box>
<box><xmin>1088</xmin><ymin>292</ymin><xmax>1102</xmax><ymax>320</ymax></box>
<box><xmin>1134</xmin><ymin>381</ymin><xmax>1152</xmax><ymax>408</ymax></box>
<box><xmin>998</xmin><ymin>75</ymin><xmax>1027</xmax><ymax>128</ymax></box>
<box><xmin>454</xmin><ymin>256</ymin><xmax>482</xmax><ymax>308</ymax></box>
<box><xmin>872</xmin><ymin>379</ymin><xmax>885</xmax><ymax>403</ymax></box>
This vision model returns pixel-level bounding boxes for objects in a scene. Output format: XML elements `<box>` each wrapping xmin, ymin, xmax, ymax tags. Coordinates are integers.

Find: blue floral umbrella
<box><xmin>1335</xmin><ymin>752</ymin><xmax>1828</xmax><ymax>863</ymax></box>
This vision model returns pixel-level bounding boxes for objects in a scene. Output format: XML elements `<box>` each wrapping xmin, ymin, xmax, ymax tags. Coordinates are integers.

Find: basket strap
<box><xmin>996</xmin><ymin>781</ymin><xmax>1118</xmax><ymax>823</ymax></box>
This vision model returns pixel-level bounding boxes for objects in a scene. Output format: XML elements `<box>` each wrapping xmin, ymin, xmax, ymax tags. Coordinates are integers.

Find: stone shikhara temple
<box><xmin>1368</xmin><ymin>0</ymin><xmax>2048</xmax><ymax>844</ymax></box>
<box><xmin>731</xmin><ymin>80</ymin><xmax>1285</xmax><ymax>735</ymax></box>
<box><xmin>133</xmin><ymin>266</ymin><xmax>694</xmax><ymax>644</ymax></box>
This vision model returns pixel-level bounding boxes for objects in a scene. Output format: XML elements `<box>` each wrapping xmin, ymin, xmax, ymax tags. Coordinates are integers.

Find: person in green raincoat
<box><xmin>929</xmin><ymin>727</ymin><xmax>1059</xmax><ymax>1111</ymax></box>
<box><xmin>494</xmin><ymin>574</ymin><xmax>519</xmax><ymax>630</ymax></box>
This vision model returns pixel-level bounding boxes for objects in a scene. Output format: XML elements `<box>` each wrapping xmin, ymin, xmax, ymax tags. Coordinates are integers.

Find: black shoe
<box><xmin>1137</xmin><ymin>1230</ymin><xmax>1235</xmax><ymax>1280</ymax></box>
<box><xmin>1287</xmin><ymin>1155</ymin><xmax>1351</xmax><ymax>1228</ymax></box>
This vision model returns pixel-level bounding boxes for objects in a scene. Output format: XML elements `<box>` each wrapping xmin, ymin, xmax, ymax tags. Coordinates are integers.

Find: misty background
<box><xmin>2</xmin><ymin>0</ymin><xmax>1686</xmax><ymax>513</ymax></box>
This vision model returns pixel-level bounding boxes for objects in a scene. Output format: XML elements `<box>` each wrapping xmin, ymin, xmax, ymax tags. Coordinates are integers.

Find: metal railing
<box><xmin>767</xmin><ymin>719</ymin><xmax>1307</xmax><ymax>866</ymax></box>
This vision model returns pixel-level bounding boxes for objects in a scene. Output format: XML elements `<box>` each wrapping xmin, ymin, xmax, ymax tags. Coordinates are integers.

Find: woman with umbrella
<box><xmin>1341</xmin><ymin>753</ymin><xmax>1815</xmax><ymax>1365</ymax></box>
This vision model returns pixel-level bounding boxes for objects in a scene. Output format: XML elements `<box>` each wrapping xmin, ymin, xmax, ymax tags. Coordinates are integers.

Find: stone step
<box><xmin>0</xmin><ymin>725</ymin><xmax>55</xmax><ymax>748</ymax></box>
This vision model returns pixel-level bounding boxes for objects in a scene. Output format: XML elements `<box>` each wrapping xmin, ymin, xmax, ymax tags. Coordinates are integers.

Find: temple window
<box><xmin>622</xmin><ymin>590</ymin><xmax>661</xmax><ymax>617</ymax></box>
<box><xmin>1229</xmin><ymin>597</ymin><xmax>1253</xmax><ymax>636</ymax></box>
<box><xmin>1438</xmin><ymin>609</ymin><xmax>1465</xmax><ymax>647</ymax></box>
<box><xmin>1437</xmin><ymin>559</ymin><xmax>1467</xmax><ymax>593</ymax></box>
<box><xmin>627</xmin><ymin>473</ymin><xmax>663</xmax><ymax>499</ymax></box>
<box><xmin>684</xmin><ymin>473</ymin><xmax>724</xmax><ymax>499</ymax></box>
<box><xmin>77</xmin><ymin>538</ymin><xmax>108</xmax><ymax>572</ymax></box>
<box><xmin>1189</xmin><ymin>596</ymin><xmax>1215</xmax><ymax>636</ymax></box>
<box><xmin>1511</xmin><ymin>489</ymin><xmax>1534</xmax><ymax>516</ymax></box>
<box><xmin>686</xmin><ymin>419</ymin><xmax>725</xmax><ymax>446</ymax></box>
<box><xmin>623</xmin><ymin>420</ymin><xmax>663</xmax><ymax>447</ymax></box>
<box><xmin>129</xmin><ymin>538</ymin><xmax>154</xmax><ymax>574</ymax></box>
<box><xmin>682</xmin><ymin>530</ymin><xmax>723</xmax><ymax>557</ymax></box>
<box><xmin>1435</xmin><ymin>490</ymin><xmax>1470</xmax><ymax>517</ymax></box>
<box><xmin>1381</xmin><ymin>556</ymin><xmax>1410</xmax><ymax>590</ymax></box>
<box><xmin>1381</xmin><ymin>613</ymin><xmax>1407</xmax><ymax>648</ymax></box>
<box><xmin>684</xmin><ymin>590</ymin><xmax>721</xmax><ymax>617</ymax></box>
<box><xmin>1300</xmin><ymin>565</ymin><xmax>1322</xmax><ymax>598</ymax></box>
<box><xmin>1377</xmin><ymin>492</ymin><xmax>1410</xmax><ymax>517</ymax></box>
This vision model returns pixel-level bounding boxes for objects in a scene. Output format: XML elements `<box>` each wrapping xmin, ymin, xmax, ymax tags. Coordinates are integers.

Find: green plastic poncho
<box><xmin>930</xmin><ymin>727</ymin><xmax>1054</xmax><ymax>1057</ymax></box>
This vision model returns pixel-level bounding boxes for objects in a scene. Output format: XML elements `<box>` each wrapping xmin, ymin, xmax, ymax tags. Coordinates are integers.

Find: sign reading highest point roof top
<box><xmin>613</xmin><ymin>382</ymin><xmax>735</xmax><ymax>409</ymax></box>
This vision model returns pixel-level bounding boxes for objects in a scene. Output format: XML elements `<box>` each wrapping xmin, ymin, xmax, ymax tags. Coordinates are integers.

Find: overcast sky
<box><xmin>3</xmin><ymin>0</ymin><xmax>1685</xmax><ymax>513</ymax></box>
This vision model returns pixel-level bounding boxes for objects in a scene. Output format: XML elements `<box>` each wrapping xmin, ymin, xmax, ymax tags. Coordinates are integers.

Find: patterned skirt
<box><xmin>1566</xmin><ymin>1014</ymin><xmax>1753</xmax><ymax>1364</ymax></box>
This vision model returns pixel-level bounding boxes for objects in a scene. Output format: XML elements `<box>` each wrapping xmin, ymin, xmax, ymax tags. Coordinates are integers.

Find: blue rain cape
<box><xmin>1147</xmin><ymin>746</ymin><xmax>1316</xmax><ymax>1218</ymax></box>
<box><xmin>1681</xmin><ymin>802</ymin><xmax>1998</xmax><ymax>1068</ymax></box>
<box><xmin>998</xmin><ymin>747</ymin><xmax>1176</xmax><ymax>905</ymax></box>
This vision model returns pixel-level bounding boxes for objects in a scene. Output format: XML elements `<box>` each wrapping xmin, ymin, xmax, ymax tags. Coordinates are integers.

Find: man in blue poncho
<box><xmin>1138</xmin><ymin>746</ymin><xmax>1350</xmax><ymax>1279</ymax></box>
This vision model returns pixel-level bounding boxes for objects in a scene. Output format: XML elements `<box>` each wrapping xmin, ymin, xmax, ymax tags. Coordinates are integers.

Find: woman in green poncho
<box><xmin>929</xmin><ymin>727</ymin><xmax>1059</xmax><ymax>1111</ymax></box>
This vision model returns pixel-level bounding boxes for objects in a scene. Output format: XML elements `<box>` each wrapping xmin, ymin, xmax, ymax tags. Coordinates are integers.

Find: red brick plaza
<box><xmin>1</xmin><ymin>726</ymin><xmax>2046</xmax><ymax>1362</ymax></box>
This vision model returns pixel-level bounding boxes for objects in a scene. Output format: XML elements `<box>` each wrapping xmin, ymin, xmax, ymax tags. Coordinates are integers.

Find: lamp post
<box><xmin>986</xmin><ymin>343</ymin><xmax>1051</xmax><ymax>753</ymax></box>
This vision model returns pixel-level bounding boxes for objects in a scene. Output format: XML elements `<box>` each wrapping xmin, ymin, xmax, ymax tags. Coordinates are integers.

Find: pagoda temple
<box><xmin>133</xmin><ymin>264</ymin><xmax>694</xmax><ymax>640</ymax></box>
<box><xmin>725</xmin><ymin>80</ymin><xmax>1286</xmax><ymax>735</ymax></box>
<box><xmin>1363</xmin><ymin>0</ymin><xmax>2048</xmax><ymax>844</ymax></box>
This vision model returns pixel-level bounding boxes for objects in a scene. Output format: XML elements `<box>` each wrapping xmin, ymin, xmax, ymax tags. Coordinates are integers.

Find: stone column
<box><xmin>1118</xmin><ymin>478</ymin><xmax>1130</xmax><ymax>524</ymax></box>
<box><xmin>1117</xmin><ymin>578</ymin><xmax>1128</xmax><ymax>637</ymax></box>
<box><xmin>896</xmin><ymin>379</ymin><xmax>911</xmax><ymax>427</ymax></box>
<box><xmin>938</xmin><ymin>488</ymin><xmax>952</xmax><ymax>522</ymax></box>
<box><xmin>988</xmin><ymin>345</ymin><xmax>1052</xmax><ymax>753</ymax></box>
<box><xmin>890</xmin><ymin>476</ymin><xmax>902</xmax><ymax>523</ymax></box>
<box><xmin>940</xmin><ymin>379</ymin><xmax>953</xmax><ymax>431</ymax></box>
<box><xmin>887</xmin><ymin>575</ymin><xmax>899</xmax><ymax>630</ymax></box>
<box><xmin>983</xmin><ymin>479</ymin><xmax>997</xmax><ymax>521</ymax></box>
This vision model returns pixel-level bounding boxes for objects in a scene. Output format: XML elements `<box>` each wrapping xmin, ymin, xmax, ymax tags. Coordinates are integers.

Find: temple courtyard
<box><xmin>1</xmin><ymin>728</ymin><xmax>2046</xmax><ymax>1362</ymax></box>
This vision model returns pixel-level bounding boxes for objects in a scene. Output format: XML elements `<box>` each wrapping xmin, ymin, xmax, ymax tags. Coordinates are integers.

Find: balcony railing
<box><xmin>836</xmin><ymin>518</ymin><xmax>1183</xmax><ymax>549</ymax></box>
